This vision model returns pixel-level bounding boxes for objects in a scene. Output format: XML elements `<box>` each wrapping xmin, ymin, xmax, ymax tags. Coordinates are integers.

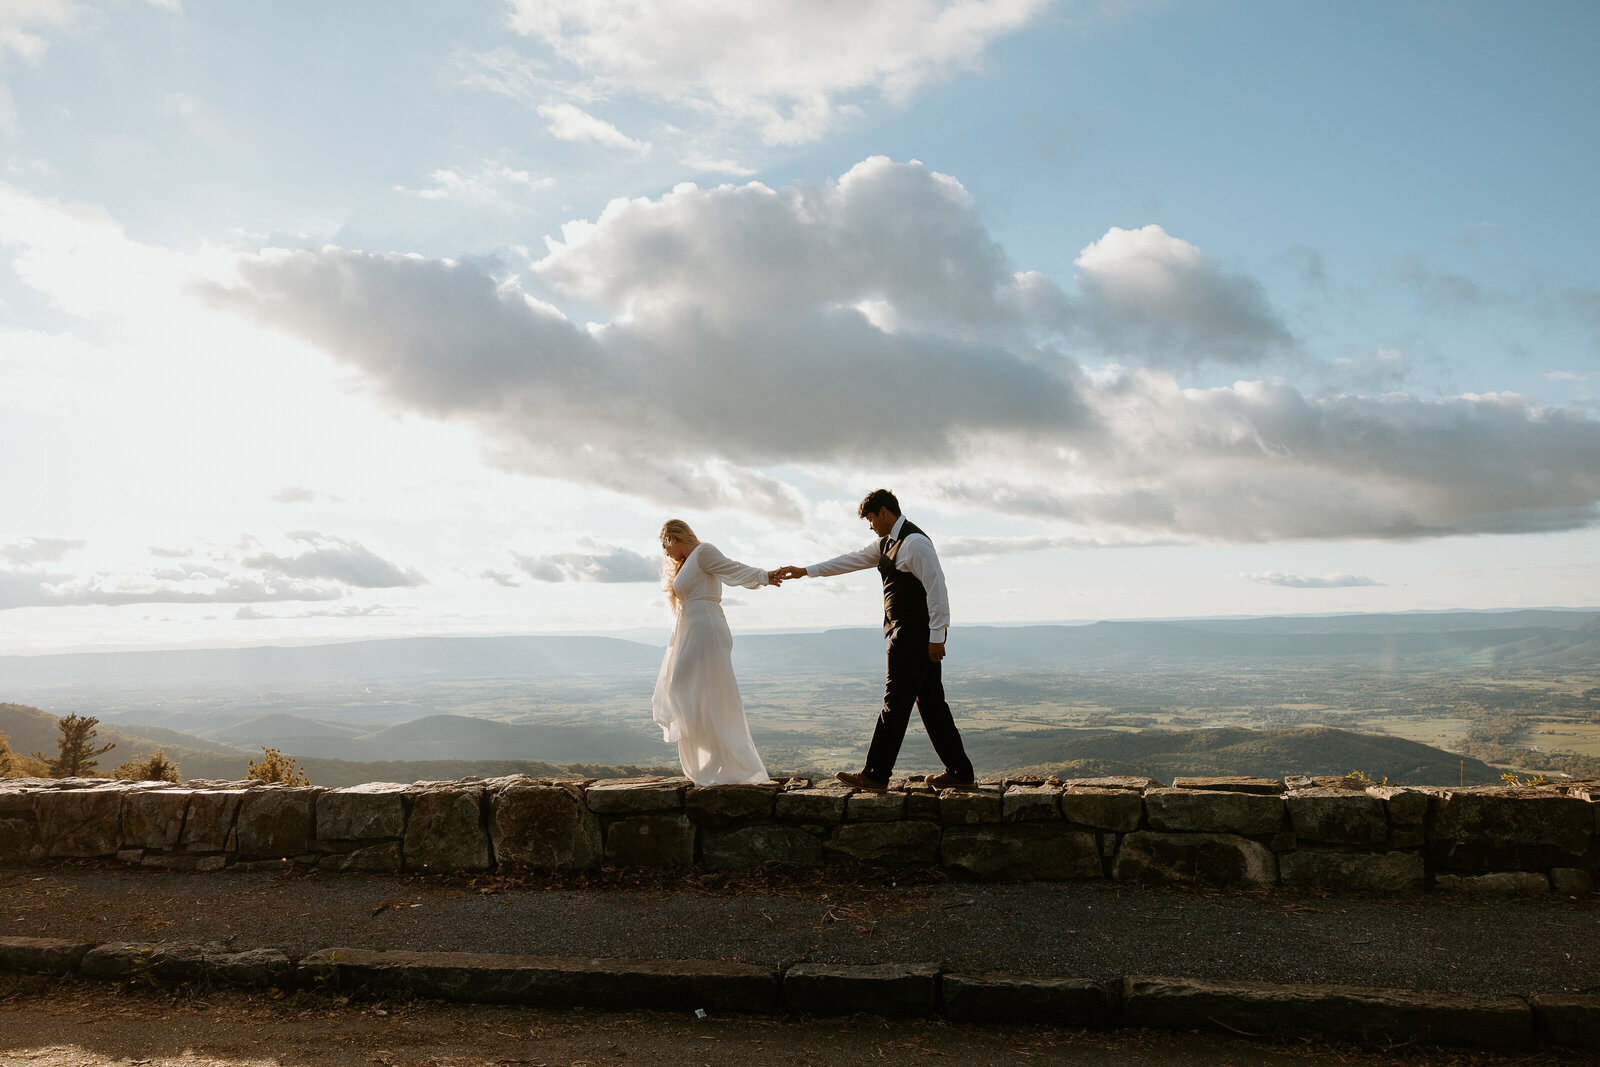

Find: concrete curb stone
<box><xmin>300</xmin><ymin>947</ymin><xmax>779</xmax><ymax>1012</ymax></box>
<box><xmin>79</xmin><ymin>941</ymin><xmax>161</xmax><ymax>979</ymax></box>
<box><xmin>782</xmin><ymin>962</ymin><xmax>941</xmax><ymax>1018</ymax></box>
<box><xmin>1530</xmin><ymin>994</ymin><xmax>1600</xmax><ymax>1050</ymax></box>
<box><xmin>0</xmin><ymin>935</ymin><xmax>94</xmax><ymax>975</ymax></box>
<box><xmin>76</xmin><ymin>940</ymin><xmax>294</xmax><ymax>988</ymax></box>
<box><xmin>1120</xmin><ymin>975</ymin><xmax>1532</xmax><ymax>1049</ymax></box>
<box><xmin>941</xmin><ymin>972</ymin><xmax>1110</xmax><ymax>1025</ymax></box>
<box><xmin>0</xmin><ymin>936</ymin><xmax>1584</xmax><ymax>1050</ymax></box>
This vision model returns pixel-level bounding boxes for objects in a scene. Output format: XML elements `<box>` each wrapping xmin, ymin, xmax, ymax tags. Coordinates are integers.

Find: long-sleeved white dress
<box><xmin>651</xmin><ymin>543</ymin><xmax>771</xmax><ymax>786</ymax></box>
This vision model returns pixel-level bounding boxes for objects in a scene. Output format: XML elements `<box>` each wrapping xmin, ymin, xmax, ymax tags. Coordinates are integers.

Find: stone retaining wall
<box><xmin>1</xmin><ymin>773</ymin><xmax>1595</xmax><ymax>894</ymax></box>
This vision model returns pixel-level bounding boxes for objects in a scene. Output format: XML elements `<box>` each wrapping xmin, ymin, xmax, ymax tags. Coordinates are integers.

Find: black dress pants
<box><xmin>862</xmin><ymin>632</ymin><xmax>975</xmax><ymax>783</ymax></box>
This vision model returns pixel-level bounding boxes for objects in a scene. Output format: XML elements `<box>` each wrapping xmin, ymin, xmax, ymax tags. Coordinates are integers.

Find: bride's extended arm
<box><xmin>697</xmin><ymin>544</ymin><xmax>771</xmax><ymax>589</ymax></box>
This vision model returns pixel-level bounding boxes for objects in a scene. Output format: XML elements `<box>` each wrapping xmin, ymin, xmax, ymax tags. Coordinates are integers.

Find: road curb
<box><xmin>942</xmin><ymin>972</ymin><xmax>1112</xmax><ymax>1026</ymax></box>
<box><xmin>1</xmin><ymin>936</ymin><xmax>1594</xmax><ymax>1051</ymax></box>
<box><xmin>0</xmin><ymin>936</ymin><xmax>94</xmax><ymax>976</ymax></box>
<box><xmin>782</xmin><ymin>962</ymin><xmax>940</xmax><ymax>1018</ymax></box>
<box><xmin>300</xmin><ymin>947</ymin><xmax>779</xmax><ymax>1013</ymax></box>
<box><xmin>1120</xmin><ymin>974</ymin><xmax>1533</xmax><ymax>1049</ymax></box>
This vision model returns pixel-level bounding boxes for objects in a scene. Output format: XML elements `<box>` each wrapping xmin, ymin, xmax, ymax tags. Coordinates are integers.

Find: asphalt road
<box><xmin>4</xmin><ymin>863</ymin><xmax>1597</xmax><ymax>998</ymax></box>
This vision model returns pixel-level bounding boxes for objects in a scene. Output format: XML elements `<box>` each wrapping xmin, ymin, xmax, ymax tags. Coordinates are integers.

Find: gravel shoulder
<box><xmin>4</xmin><ymin>863</ymin><xmax>1597</xmax><ymax>998</ymax></box>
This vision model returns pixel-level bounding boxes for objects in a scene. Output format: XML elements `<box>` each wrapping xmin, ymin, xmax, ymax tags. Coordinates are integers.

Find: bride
<box><xmin>652</xmin><ymin>519</ymin><xmax>780</xmax><ymax>786</ymax></box>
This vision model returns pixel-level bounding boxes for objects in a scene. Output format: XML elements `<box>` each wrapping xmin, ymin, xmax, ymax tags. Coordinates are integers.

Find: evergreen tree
<box><xmin>32</xmin><ymin>713</ymin><xmax>116</xmax><ymax>778</ymax></box>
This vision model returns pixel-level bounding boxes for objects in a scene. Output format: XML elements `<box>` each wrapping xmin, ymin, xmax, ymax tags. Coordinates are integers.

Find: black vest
<box><xmin>878</xmin><ymin>519</ymin><xmax>930</xmax><ymax>638</ymax></box>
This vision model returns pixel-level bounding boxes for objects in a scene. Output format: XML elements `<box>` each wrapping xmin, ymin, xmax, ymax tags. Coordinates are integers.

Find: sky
<box><xmin>1</xmin><ymin>0</ymin><xmax>1597</xmax><ymax>654</ymax></box>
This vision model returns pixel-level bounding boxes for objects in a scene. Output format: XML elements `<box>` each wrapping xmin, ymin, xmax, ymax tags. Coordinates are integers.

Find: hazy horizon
<box><xmin>2</xmin><ymin>604</ymin><xmax>1597</xmax><ymax>659</ymax></box>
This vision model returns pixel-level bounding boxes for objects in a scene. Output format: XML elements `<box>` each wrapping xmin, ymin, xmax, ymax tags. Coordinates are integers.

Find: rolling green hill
<box><xmin>988</xmin><ymin>725</ymin><xmax>1501</xmax><ymax>785</ymax></box>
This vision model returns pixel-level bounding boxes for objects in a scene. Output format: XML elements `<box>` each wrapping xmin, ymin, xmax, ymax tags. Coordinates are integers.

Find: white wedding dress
<box><xmin>651</xmin><ymin>543</ymin><xmax>772</xmax><ymax>786</ymax></box>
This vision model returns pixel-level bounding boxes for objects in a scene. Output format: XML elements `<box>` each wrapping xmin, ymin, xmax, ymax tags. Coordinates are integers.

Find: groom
<box><xmin>778</xmin><ymin>489</ymin><xmax>977</xmax><ymax>791</ymax></box>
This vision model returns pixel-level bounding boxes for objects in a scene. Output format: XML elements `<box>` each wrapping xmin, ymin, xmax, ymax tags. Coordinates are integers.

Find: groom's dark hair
<box><xmin>858</xmin><ymin>489</ymin><xmax>901</xmax><ymax>518</ymax></box>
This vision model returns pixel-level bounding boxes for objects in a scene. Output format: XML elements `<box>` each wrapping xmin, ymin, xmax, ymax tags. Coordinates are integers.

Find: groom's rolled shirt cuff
<box><xmin>931</xmin><ymin>630</ymin><xmax>946</xmax><ymax>644</ymax></box>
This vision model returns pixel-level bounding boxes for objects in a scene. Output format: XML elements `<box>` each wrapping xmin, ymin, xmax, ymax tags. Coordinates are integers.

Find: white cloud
<box><xmin>401</xmin><ymin>161</ymin><xmax>556</xmax><ymax>205</ymax></box>
<box><xmin>0</xmin><ymin>1</ymin><xmax>75</xmax><ymax>64</ymax></box>
<box><xmin>270</xmin><ymin>486</ymin><xmax>342</xmax><ymax>505</ymax></box>
<box><xmin>0</xmin><ymin>536</ymin><xmax>83</xmax><ymax>564</ymax></box>
<box><xmin>940</xmin><ymin>533</ymin><xmax>1178</xmax><ymax>556</ymax></box>
<box><xmin>1246</xmin><ymin>572</ymin><xmax>1382</xmax><ymax>589</ymax></box>
<box><xmin>201</xmin><ymin>157</ymin><xmax>1600</xmax><ymax>543</ymax></box>
<box><xmin>0</xmin><ymin>1</ymin><xmax>74</xmax><ymax>130</ymax></box>
<box><xmin>0</xmin><ymin>181</ymin><xmax>238</xmax><ymax>326</ymax></box>
<box><xmin>0</xmin><ymin>567</ymin><xmax>345</xmax><ymax>610</ymax></box>
<box><xmin>0</xmin><ymin>1</ymin><xmax>176</xmax><ymax>130</ymax></box>
<box><xmin>1546</xmin><ymin>370</ymin><xmax>1587</xmax><ymax>383</ymax></box>
<box><xmin>1073</xmin><ymin>224</ymin><xmax>1292</xmax><ymax>365</ymax></box>
<box><xmin>537</xmin><ymin>102</ymin><xmax>648</xmax><ymax>151</ymax></box>
<box><xmin>682</xmin><ymin>156</ymin><xmax>756</xmax><ymax>177</ymax></box>
<box><xmin>502</xmin><ymin>0</ymin><xmax>1053</xmax><ymax>144</ymax></box>
<box><xmin>237</xmin><ymin>604</ymin><xmax>396</xmax><ymax>621</ymax></box>
<box><xmin>511</xmin><ymin>545</ymin><xmax>658</xmax><ymax>583</ymax></box>
<box><xmin>0</xmin><ymin>533</ymin><xmax>425</xmax><ymax>611</ymax></box>
<box><xmin>243</xmin><ymin>532</ymin><xmax>427</xmax><ymax>589</ymax></box>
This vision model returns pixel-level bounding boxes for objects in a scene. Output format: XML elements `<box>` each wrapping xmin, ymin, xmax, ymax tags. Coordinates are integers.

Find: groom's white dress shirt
<box><xmin>802</xmin><ymin>515</ymin><xmax>950</xmax><ymax>644</ymax></box>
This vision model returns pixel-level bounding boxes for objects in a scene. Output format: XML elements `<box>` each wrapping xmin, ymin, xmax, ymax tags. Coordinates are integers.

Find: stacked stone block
<box><xmin>1</xmin><ymin>772</ymin><xmax>1594</xmax><ymax>893</ymax></box>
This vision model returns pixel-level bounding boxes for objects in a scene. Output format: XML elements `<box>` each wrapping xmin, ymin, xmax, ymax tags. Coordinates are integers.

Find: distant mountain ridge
<box><xmin>0</xmin><ymin>634</ymin><xmax>663</xmax><ymax>689</ymax></box>
<box><xmin>3</xmin><ymin>609</ymin><xmax>1594</xmax><ymax>693</ymax></box>
<box><xmin>733</xmin><ymin>610</ymin><xmax>1600</xmax><ymax>673</ymax></box>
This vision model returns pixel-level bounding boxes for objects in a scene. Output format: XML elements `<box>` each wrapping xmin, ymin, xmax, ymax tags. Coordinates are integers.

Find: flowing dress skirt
<box><xmin>651</xmin><ymin>598</ymin><xmax>770</xmax><ymax>785</ymax></box>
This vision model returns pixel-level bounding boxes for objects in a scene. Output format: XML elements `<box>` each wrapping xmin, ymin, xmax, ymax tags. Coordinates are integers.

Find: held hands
<box><xmin>765</xmin><ymin>565</ymin><xmax>807</xmax><ymax>587</ymax></box>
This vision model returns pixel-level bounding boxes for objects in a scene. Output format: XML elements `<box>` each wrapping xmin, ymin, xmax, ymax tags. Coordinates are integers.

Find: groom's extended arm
<box><xmin>786</xmin><ymin>541</ymin><xmax>881</xmax><ymax>580</ymax></box>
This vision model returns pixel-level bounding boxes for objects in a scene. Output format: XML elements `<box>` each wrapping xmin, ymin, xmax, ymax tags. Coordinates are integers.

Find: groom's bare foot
<box><xmin>926</xmin><ymin>771</ymin><xmax>979</xmax><ymax>790</ymax></box>
<box><xmin>835</xmin><ymin>771</ymin><xmax>888</xmax><ymax>792</ymax></box>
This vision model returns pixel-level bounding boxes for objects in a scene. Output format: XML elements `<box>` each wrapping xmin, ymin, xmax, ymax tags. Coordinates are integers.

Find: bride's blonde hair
<box><xmin>659</xmin><ymin>519</ymin><xmax>699</xmax><ymax>614</ymax></box>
